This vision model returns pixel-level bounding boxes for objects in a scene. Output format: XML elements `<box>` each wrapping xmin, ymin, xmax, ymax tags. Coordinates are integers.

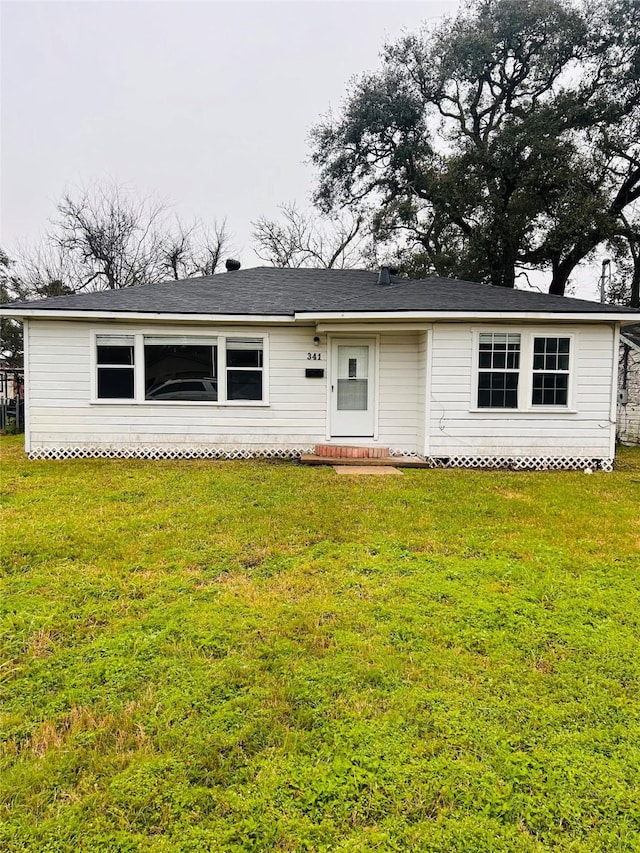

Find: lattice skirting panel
<box><xmin>27</xmin><ymin>445</ymin><xmax>614</xmax><ymax>471</ymax></box>
<box><xmin>420</xmin><ymin>455</ymin><xmax>614</xmax><ymax>472</ymax></box>
<box><xmin>28</xmin><ymin>445</ymin><xmax>315</xmax><ymax>461</ymax></box>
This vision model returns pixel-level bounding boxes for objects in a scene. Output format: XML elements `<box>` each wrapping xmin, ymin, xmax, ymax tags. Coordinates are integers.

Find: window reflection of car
<box><xmin>145</xmin><ymin>378</ymin><xmax>218</xmax><ymax>401</ymax></box>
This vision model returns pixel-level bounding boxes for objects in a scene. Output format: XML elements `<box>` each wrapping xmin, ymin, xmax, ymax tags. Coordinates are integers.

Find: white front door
<box><xmin>329</xmin><ymin>339</ymin><xmax>376</xmax><ymax>437</ymax></box>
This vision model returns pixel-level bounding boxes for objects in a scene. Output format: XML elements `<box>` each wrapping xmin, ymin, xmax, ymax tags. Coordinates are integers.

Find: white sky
<box><xmin>1</xmin><ymin>0</ymin><xmax>604</xmax><ymax>298</ymax></box>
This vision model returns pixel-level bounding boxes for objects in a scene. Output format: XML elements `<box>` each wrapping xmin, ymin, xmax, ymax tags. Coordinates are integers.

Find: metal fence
<box><xmin>0</xmin><ymin>368</ymin><xmax>25</xmax><ymax>433</ymax></box>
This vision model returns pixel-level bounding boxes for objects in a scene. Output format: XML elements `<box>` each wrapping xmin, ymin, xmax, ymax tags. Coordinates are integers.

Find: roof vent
<box><xmin>225</xmin><ymin>258</ymin><xmax>241</xmax><ymax>272</ymax></box>
<box><xmin>378</xmin><ymin>265</ymin><xmax>397</xmax><ymax>285</ymax></box>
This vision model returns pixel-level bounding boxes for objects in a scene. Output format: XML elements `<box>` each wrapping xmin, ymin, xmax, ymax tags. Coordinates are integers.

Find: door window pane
<box><xmin>337</xmin><ymin>379</ymin><xmax>368</xmax><ymax>410</ymax></box>
<box><xmin>338</xmin><ymin>346</ymin><xmax>368</xmax><ymax>379</ymax></box>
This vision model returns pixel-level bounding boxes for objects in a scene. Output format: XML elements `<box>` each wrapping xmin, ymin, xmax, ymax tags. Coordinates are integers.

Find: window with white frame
<box><xmin>144</xmin><ymin>337</ymin><xmax>218</xmax><ymax>401</ymax></box>
<box><xmin>94</xmin><ymin>334</ymin><xmax>265</xmax><ymax>403</ymax></box>
<box><xmin>532</xmin><ymin>337</ymin><xmax>570</xmax><ymax>406</ymax></box>
<box><xmin>226</xmin><ymin>338</ymin><xmax>264</xmax><ymax>401</ymax></box>
<box><xmin>477</xmin><ymin>332</ymin><xmax>521</xmax><ymax>408</ymax></box>
<box><xmin>96</xmin><ymin>335</ymin><xmax>135</xmax><ymax>399</ymax></box>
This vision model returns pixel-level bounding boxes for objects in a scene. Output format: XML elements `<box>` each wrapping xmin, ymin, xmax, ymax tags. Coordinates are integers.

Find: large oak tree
<box><xmin>311</xmin><ymin>0</ymin><xmax>640</xmax><ymax>294</ymax></box>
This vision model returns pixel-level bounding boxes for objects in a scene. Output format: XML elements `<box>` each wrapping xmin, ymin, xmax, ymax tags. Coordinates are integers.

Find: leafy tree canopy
<box><xmin>0</xmin><ymin>250</ymin><xmax>25</xmax><ymax>367</ymax></box>
<box><xmin>311</xmin><ymin>0</ymin><xmax>640</xmax><ymax>293</ymax></box>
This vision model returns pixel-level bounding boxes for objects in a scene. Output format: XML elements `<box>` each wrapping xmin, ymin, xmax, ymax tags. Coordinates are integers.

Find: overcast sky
<box><xmin>1</xmin><ymin>0</ymin><xmax>603</xmax><ymax>297</ymax></box>
<box><xmin>1</xmin><ymin>1</ymin><xmax>456</xmax><ymax>259</ymax></box>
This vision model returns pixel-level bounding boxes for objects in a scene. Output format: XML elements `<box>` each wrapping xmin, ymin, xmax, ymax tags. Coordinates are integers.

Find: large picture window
<box><xmin>144</xmin><ymin>337</ymin><xmax>218</xmax><ymax>401</ymax></box>
<box><xmin>94</xmin><ymin>333</ymin><xmax>266</xmax><ymax>404</ymax></box>
<box><xmin>477</xmin><ymin>333</ymin><xmax>520</xmax><ymax>408</ymax></box>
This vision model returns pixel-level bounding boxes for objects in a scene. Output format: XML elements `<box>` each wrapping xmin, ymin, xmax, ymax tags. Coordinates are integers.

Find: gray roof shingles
<box><xmin>3</xmin><ymin>267</ymin><xmax>638</xmax><ymax>316</ymax></box>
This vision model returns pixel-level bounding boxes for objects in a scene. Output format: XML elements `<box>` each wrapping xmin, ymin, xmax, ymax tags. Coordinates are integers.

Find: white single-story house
<box><xmin>2</xmin><ymin>265</ymin><xmax>639</xmax><ymax>470</ymax></box>
<box><xmin>618</xmin><ymin>324</ymin><xmax>640</xmax><ymax>445</ymax></box>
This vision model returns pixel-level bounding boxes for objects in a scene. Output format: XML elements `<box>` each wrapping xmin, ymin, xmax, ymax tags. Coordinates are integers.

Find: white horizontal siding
<box><xmin>25</xmin><ymin>319</ymin><xmax>617</xmax><ymax>459</ymax></box>
<box><xmin>428</xmin><ymin>323</ymin><xmax>615</xmax><ymax>457</ymax></box>
<box><xmin>26</xmin><ymin>321</ymin><xmax>423</xmax><ymax>453</ymax></box>
<box><xmin>375</xmin><ymin>332</ymin><xmax>420</xmax><ymax>451</ymax></box>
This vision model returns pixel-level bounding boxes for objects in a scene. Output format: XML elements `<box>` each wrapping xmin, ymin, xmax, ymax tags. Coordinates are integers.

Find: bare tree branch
<box><xmin>251</xmin><ymin>203</ymin><xmax>371</xmax><ymax>269</ymax></box>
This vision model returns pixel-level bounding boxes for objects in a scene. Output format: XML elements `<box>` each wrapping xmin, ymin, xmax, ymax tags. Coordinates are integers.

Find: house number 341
<box><xmin>307</xmin><ymin>352</ymin><xmax>322</xmax><ymax>360</ymax></box>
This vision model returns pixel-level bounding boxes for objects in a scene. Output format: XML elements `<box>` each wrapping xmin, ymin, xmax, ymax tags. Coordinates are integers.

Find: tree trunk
<box><xmin>631</xmin><ymin>257</ymin><xmax>640</xmax><ymax>308</ymax></box>
<box><xmin>490</xmin><ymin>243</ymin><xmax>517</xmax><ymax>288</ymax></box>
<box><xmin>548</xmin><ymin>257</ymin><xmax>573</xmax><ymax>296</ymax></box>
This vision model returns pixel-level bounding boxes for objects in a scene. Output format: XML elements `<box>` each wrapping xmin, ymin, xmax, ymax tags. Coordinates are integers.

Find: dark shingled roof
<box><xmin>3</xmin><ymin>267</ymin><xmax>638</xmax><ymax>316</ymax></box>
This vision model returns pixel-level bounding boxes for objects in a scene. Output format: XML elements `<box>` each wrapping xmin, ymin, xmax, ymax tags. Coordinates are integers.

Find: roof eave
<box><xmin>0</xmin><ymin>308</ymin><xmax>297</xmax><ymax>323</ymax></box>
<box><xmin>295</xmin><ymin>310</ymin><xmax>639</xmax><ymax>323</ymax></box>
<box><xmin>1</xmin><ymin>307</ymin><xmax>638</xmax><ymax>323</ymax></box>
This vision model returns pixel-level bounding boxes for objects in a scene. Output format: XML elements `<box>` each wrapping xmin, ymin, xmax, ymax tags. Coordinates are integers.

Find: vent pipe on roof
<box><xmin>378</xmin><ymin>266</ymin><xmax>391</xmax><ymax>285</ymax></box>
<box><xmin>225</xmin><ymin>258</ymin><xmax>241</xmax><ymax>272</ymax></box>
<box><xmin>377</xmin><ymin>265</ymin><xmax>398</xmax><ymax>285</ymax></box>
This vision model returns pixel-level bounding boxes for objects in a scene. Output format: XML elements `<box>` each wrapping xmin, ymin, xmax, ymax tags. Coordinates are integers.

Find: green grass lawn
<box><xmin>1</xmin><ymin>436</ymin><xmax>639</xmax><ymax>853</ymax></box>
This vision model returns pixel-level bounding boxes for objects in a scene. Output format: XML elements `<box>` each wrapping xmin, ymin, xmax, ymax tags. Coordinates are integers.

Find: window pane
<box><xmin>478</xmin><ymin>372</ymin><xmax>518</xmax><ymax>408</ymax></box>
<box><xmin>145</xmin><ymin>344</ymin><xmax>217</xmax><ymax>401</ymax></box>
<box><xmin>532</xmin><ymin>374</ymin><xmax>568</xmax><ymax>406</ymax></box>
<box><xmin>97</xmin><ymin>345</ymin><xmax>134</xmax><ymax>366</ymax></box>
<box><xmin>98</xmin><ymin>367</ymin><xmax>134</xmax><ymax>399</ymax></box>
<box><xmin>227</xmin><ymin>369</ymin><xmax>262</xmax><ymax>401</ymax></box>
<box><xmin>338</xmin><ymin>346</ymin><xmax>368</xmax><ymax>379</ymax></box>
<box><xmin>479</xmin><ymin>332</ymin><xmax>520</xmax><ymax>369</ymax></box>
<box><xmin>96</xmin><ymin>335</ymin><xmax>135</xmax><ymax>347</ymax></box>
<box><xmin>227</xmin><ymin>348</ymin><xmax>263</xmax><ymax>368</ymax></box>
<box><xmin>337</xmin><ymin>378</ymin><xmax>368</xmax><ymax>410</ymax></box>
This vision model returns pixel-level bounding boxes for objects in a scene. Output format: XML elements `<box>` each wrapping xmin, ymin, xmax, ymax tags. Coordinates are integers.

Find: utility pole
<box><xmin>599</xmin><ymin>259</ymin><xmax>611</xmax><ymax>302</ymax></box>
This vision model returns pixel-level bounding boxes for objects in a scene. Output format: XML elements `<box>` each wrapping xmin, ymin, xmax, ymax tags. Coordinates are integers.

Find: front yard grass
<box><xmin>1</xmin><ymin>436</ymin><xmax>639</xmax><ymax>852</ymax></box>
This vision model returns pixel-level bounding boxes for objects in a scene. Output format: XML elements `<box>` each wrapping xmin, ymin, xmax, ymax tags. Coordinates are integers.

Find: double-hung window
<box><xmin>475</xmin><ymin>331</ymin><xmax>573</xmax><ymax>411</ymax></box>
<box><xmin>477</xmin><ymin>333</ymin><xmax>521</xmax><ymax>408</ymax></box>
<box><xmin>532</xmin><ymin>337</ymin><xmax>570</xmax><ymax>406</ymax></box>
<box><xmin>96</xmin><ymin>335</ymin><xmax>135</xmax><ymax>399</ymax></box>
<box><xmin>94</xmin><ymin>334</ymin><xmax>266</xmax><ymax>404</ymax></box>
<box><xmin>226</xmin><ymin>338</ymin><xmax>263</xmax><ymax>401</ymax></box>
